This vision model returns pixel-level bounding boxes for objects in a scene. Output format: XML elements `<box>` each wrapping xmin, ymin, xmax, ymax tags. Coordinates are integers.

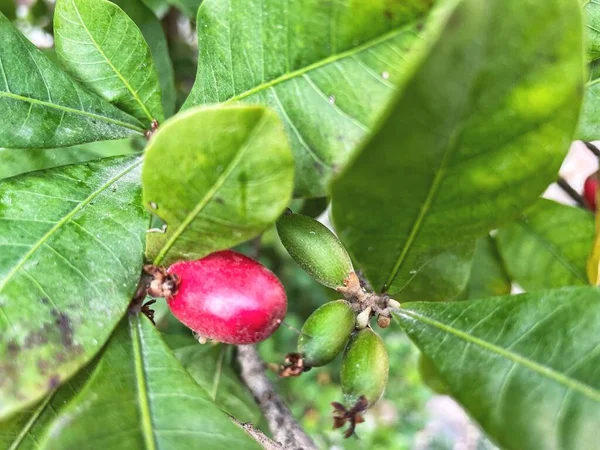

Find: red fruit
<box><xmin>167</xmin><ymin>250</ymin><xmax>287</xmax><ymax>345</ymax></box>
<box><xmin>584</xmin><ymin>174</ymin><xmax>599</xmax><ymax>212</ymax></box>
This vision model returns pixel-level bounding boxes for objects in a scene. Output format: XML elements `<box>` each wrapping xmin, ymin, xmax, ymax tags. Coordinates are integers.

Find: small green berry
<box><xmin>341</xmin><ymin>328</ymin><xmax>389</xmax><ymax>407</ymax></box>
<box><xmin>277</xmin><ymin>211</ymin><xmax>353</xmax><ymax>288</ymax></box>
<box><xmin>298</xmin><ymin>300</ymin><xmax>356</xmax><ymax>368</ymax></box>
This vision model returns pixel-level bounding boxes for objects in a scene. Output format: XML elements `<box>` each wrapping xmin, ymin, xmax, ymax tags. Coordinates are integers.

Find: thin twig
<box><xmin>556</xmin><ymin>176</ymin><xmax>586</xmax><ymax>207</ymax></box>
<box><xmin>229</xmin><ymin>416</ymin><xmax>284</xmax><ymax>450</ymax></box>
<box><xmin>237</xmin><ymin>345</ymin><xmax>318</xmax><ymax>450</ymax></box>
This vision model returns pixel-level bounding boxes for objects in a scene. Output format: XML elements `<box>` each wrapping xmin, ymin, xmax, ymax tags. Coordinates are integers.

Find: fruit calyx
<box><xmin>279</xmin><ymin>353</ymin><xmax>310</xmax><ymax>377</ymax></box>
<box><xmin>143</xmin><ymin>264</ymin><xmax>181</xmax><ymax>298</ymax></box>
<box><xmin>338</xmin><ymin>272</ymin><xmax>399</xmax><ymax>329</ymax></box>
<box><xmin>331</xmin><ymin>396</ymin><xmax>368</xmax><ymax>438</ymax></box>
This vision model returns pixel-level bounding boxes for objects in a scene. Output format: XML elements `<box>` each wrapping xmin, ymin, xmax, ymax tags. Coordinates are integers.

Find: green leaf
<box><xmin>0</xmin><ymin>13</ymin><xmax>144</xmax><ymax>149</ymax></box>
<box><xmin>460</xmin><ymin>236</ymin><xmax>511</xmax><ymax>300</ymax></box>
<box><xmin>0</xmin><ymin>138</ymin><xmax>140</xmax><ymax>181</ymax></box>
<box><xmin>143</xmin><ymin>105</ymin><xmax>294</xmax><ymax>265</ymax></box>
<box><xmin>109</xmin><ymin>0</ymin><xmax>176</xmax><ymax>118</ymax></box>
<box><xmin>331</xmin><ymin>0</ymin><xmax>584</xmax><ymax>295</ymax></box>
<box><xmin>183</xmin><ymin>0</ymin><xmax>438</xmax><ymax>197</ymax></box>
<box><xmin>0</xmin><ymin>363</ymin><xmax>94</xmax><ymax>450</ymax></box>
<box><xmin>393</xmin><ymin>240</ymin><xmax>475</xmax><ymax>303</ymax></box>
<box><xmin>394</xmin><ymin>287</ymin><xmax>600</xmax><ymax>450</ymax></box>
<box><xmin>175</xmin><ymin>344</ymin><xmax>260</xmax><ymax>424</ymax></box>
<box><xmin>0</xmin><ymin>156</ymin><xmax>147</xmax><ymax>419</ymax></box>
<box><xmin>41</xmin><ymin>315</ymin><xmax>262</xmax><ymax>450</ymax></box>
<box><xmin>0</xmin><ymin>0</ymin><xmax>16</xmax><ymax>20</ymax></box>
<box><xmin>496</xmin><ymin>199</ymin><xmax>595</xmax><ymax>291</ymax></box>
<box><xmin>54</xmin><ymin>0</ymin><xmax>164</xmax><ymax>126</ymax></box>
<box><xmin>585</xmin><ymin>0</ymin><xmax>600</xmax><ymax>62</ymax></box>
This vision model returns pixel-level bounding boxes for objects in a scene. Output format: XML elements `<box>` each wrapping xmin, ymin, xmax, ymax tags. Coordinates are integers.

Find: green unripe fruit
<box><xmin>341</xmin><ymin>328</ymin><xmax>389</xmax><ymax>407</ymax></box>
<box><xmin>277</xmin><ymin>211</ymin><xmax>353</xmax><ymax>288</ymax></box>
<box><xmin>298</xmin><ymin>300</ymin><xmax>356</xmax><ymax>367</ymax></box>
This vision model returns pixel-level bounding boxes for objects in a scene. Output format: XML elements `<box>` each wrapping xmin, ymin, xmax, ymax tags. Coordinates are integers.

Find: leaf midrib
<box><xmin>68</xmin><ymin>0</ymin><xmax>155</xmax><ymax>123</ymax></box>
<box><xmin>6</xmin><ymin>392</ymin><xmax>56</xmax><ymax>450</ymax></box>
<box><xmin>397</xmin><ymin>308</ymin><xmax>600</xmax><ymax>402</ymax></box>
<box><xmin>216</xmin><ymin>24</ymin><xmax>418</xmax><ymax>105</ymax></box>
<box><xmin>152</xmin><ymin>112</ymin><xmax>269</xmax><ymax>264</ymax></box>
<box><xmin>130</xmin><ymin>314</ymin><xmax>157</xmax><ymax>450</ymax></box>
<box><xmin>0</xmin><ymin>91</ymin><xmax>144</xmax><ymax>133</ymax></box>
<box><xmin>0</xmin><ymin>158</ymin><xmax>142</xmax><ymax>294</ymax></box>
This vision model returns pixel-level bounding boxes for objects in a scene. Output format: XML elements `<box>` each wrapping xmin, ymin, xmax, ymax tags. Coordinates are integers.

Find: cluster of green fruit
<box><xmin>277</xmin><ymin>210</ymin><xmax>396</xmax><ymax>437</ymax></box>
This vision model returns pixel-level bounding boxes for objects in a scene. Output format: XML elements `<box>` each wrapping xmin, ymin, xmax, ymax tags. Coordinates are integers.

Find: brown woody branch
<box><xmin>237</xmin><ymin>345</ymin><xmax>318</xmax><ymax>450</ymax></box>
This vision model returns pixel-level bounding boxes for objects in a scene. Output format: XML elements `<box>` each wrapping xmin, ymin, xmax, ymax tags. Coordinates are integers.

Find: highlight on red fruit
<box><xmin>167</xmin><ymin>250</ymin><xmax>287</xmax><ymax>345</ymax></box>
<box><xmin>584</xmin><ymin>173</ymin><xmax>599</xmax><ymax>212</ymax></box>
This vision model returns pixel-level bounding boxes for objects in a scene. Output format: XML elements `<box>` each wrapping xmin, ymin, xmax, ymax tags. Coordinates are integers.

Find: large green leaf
<box><xmin>54</xmin><ymin>0</ymin><xmax>164</xmax><ymax>126</ymax></box>
<box><xmin>0</xmin><ymin>138</ymin><xmax>140</xmax><ymax>181</ymax></box>
<box><xmin>110</xmin><ymin>0</ymin><xmax>176</xmax><ymax>118</ymax></box>
<box><xmin>143</xmin><ymin>105</ymin><xmax>294</xmax><ymax>265</ymax></box>
<box><xmin>585</xmin><ymin>0</ymin><xmax>600</xmax><ymax>62</ymax></box>
<box><xmin>497</xmin><ymin>199</ymin><xmax>594</xmax><ymax>291</ymax></box>
<box><xmin>578</xmin><ymin>1</ymin><xmax>600</xmax><ymax>139</ymax></box>
<box><xmin>459</xmin><ymin>236</ymin><xmax>511</xmax><ymax>300</ymax></box>
<box><xmin>183</xmin><ymin>0</ymin><xmax>439</xmax><ymax>197</ymax></box>
<box><xmin>0</xmin><ymin>156</ymin><xmax>147</xmax><ymax>419</ymax></box>
<box><xmin>394</xmin><ymin>287</ymin><xmax>600</xmax><ymax>450</ymax></box>
<box><xmin>175</xmin><ymin>344</ymin><xmax>260</xmax><ymax>424</ymax></box>
<box><xmin>0</xmin><ymin>13</ymin><xmax>144</xmax><ymax>149</ymax></box>
<box><xmin>41</xmin><ymin>314</ymin><xmax>262</xmax><ymax>450</ymax></box>
<box><xmin>331</xmin><ymin>0</ymin><xmax>584</xmax><ymax>295</ymax></box>
<box><xmin>392</xmin><ymin>240</ymin><xmax>475</xmax><ymax>303</ymax></box>
<box><xmin>0</xmin><ymin>363</ymin><xmax>94</xmax><ymax>450</ymax></box>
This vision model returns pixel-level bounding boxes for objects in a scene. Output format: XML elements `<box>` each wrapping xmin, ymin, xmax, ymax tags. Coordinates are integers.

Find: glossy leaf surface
<box><xmin>460</xmin><ymin>236</ymin><xmax>511</xmax><ymax>300</ymax></box>
<box><xmin>394</xmin><ymin>287</ymin><xmax>600</xmax><ymax>450</ymax></box>
<box><xmin>0</xmin><ymin>13</ymin><xmax>144</xmax><ymax>149</ymax></box>
<box><xmin>175</xmin><ymin>344</ymin><xmax>260</xmax><ymax>424</ymax></box>
<box><xmin>42</xmin><ymin>315</ymin><xmax>262</xmax><ymax>450</ymax></box>
<box><xmin>0</xmin><ymin>156</ymin><xmax>147</xmax><ymax>418</ymax></box>
<box><xmin>0</xmin><ymin>139</ymin><xmax>139</xmax><ymax>181</ymax></box>
<box><xmin>184</xmin><ymin>0</ymin><xmax>439</xmax><ymax>197</ymax></box>
<box><xmin>332</xmin><ymin>0</ymin><xmax>584</xmax><ymax>295</ymax></box>
<box><xmin>497</xmin><ymin>199</ymin><xmax>594</xmax><ymax>291</ymax></box>
<box><xmin>110</xmin><ymin>0</ymin><xmax>176</xmax><ymax>118</ymax></box>
<box><xmin>55</xmin><ymin>0</ymin><xmax>164</xmax><ymax>125</ymax></box>
<box><xmin>143</xmin><ymin>105</ymin><xmax>294</xmax><ymax>265</ymax></box>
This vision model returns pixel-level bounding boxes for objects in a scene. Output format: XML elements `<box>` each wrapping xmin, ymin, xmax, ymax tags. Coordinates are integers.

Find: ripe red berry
<box><xmin>584</xmin><ymin>174</ymin><xmax>598</xmax><ymax>212</ymax></box>
<box><xmin>167</xmin><ymin>250</ymin><xmax>287</xmax><ymax>344</ymax></box>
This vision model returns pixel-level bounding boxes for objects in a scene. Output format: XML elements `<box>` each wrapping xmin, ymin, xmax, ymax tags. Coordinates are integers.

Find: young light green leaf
<box><xmin>394</xmin><ymin>287</ymin><xmax>600</xmax><ymax>450</ymax></box>
<box><xmin>175</xmin><ymin>344</ymin><xmax>260</xmax><ymax>424</ymax></box>
<box><xmin>109</xmin><ymin>0</ymin><xmax>176</xmax><ymax>118</ymax></box>
<box><xmin>0</xmin><ymin>364</ymin><xmax>94</xmax><ymax>450</ymax></box>
<box><xmin>0</xmin><ymin>138</ymin><xmax>140</xmax><ymax>181</ymax></box>
<box><xmin>183</xmin><ymin>0</ymin><xmax>439</xmax><ymax>197</ymax></box>
<box><xmin>0</xmin><ymin>156</ymin><xmax>147</xmax><ymax>419</ymax></box>
<box><xmin>497</xmin><ymin>199</ymin><xmax>594</xmax><ymax>291</ymax></box>
<box><xmin>331</xmin><ymin>0</ymin><xmax>584</xmax><ymax>295</ymax></box>
<box><xmin>0</xmin><ymin>13</ymin><xmax>144</xmax><ymax>149</ymax></box>
<box><xmin>54</xmin><ymin>0</ymin><xmax>164</xmax><ymax>126</ymax></box>
<box><xmin>459</xmin><ymin>236</ymin><xmax>511</xmax><ymax>300</ymax></box>
<box><xmin>41</xmin><ymin>315</ymin><xmax>262</xmax><ymax>450</ymax></box>
<box><xmin>143</xmin><ymin>105</ymin><xmax>294</xmax><ymax>266</ymax></box>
